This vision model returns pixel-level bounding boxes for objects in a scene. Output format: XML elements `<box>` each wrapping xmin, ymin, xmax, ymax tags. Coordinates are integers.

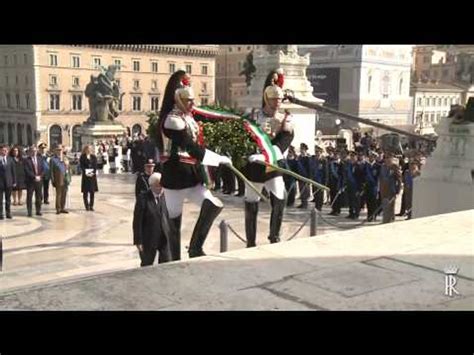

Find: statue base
<box><xmin>412</xmin><ymin>118</ymin><xmax>474</xmax><ymax>218</ymax></box>
<box><xmin>79</xmin><ymin>123</ymin><xmax>126</xmax><ymax>153</ymax></box>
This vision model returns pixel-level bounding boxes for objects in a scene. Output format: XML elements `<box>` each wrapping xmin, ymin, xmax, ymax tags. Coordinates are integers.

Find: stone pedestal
<box><xmin>412</xmin><ymin>118</ymin><xmax>474</xmax><ymax>218</ymax></box>
<box><xmin>79</xmin><ymin>123</ymin><xmax>126</xmax><ymax>153</ymax></box>
<box><xmin>237</xmin><ymin>47</ymin><xmax>324</xmax><ymax>155</ymax></box>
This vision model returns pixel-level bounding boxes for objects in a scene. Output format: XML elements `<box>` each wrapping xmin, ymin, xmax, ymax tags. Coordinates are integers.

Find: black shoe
<box><xmin>297</xmin><ymin>204</ymin><xmax>308</xmax><ymax>209</ymax></box>
<box><xmin>89</xmin><ymin>207</ymin><xmax>94</xmax><ymax>212</ymax></box>
<box><xmin>396</xmin><ymin>213</ymin><xmax>405</xmax><ymax>217</ymax></box>
<box><xmin>44</xmin><ymin>201</ymin><xmax>50</xmax><ymax>205</ymax></box>
<box><xmin>85</xmin><ymin>206</ymin><xmax>90</xmax><ymax>211</ymax></box>
<box><xmin>36</xmin><ymin>212</ymin><xmax>42</xmax><ymax>216</ymax></box>
<box><xmin>188</xmin><ymin>199</ymin><xmax>223</xmax><ymax>258</ymax></box>
<box><xmin>6</xmin><ymin>214</ymin><xmax>12</xmax><ymax>219</ymax></box>
<box><xmin>60</xmin><ymin>210</ymin><xmax>69</xmax><ymax>214</ymax></box>
<box><xmin>0</xmin><ymin>215</ymin><xmax>3</xmax><ymax>220</ymax></box>
<box><xmin>345</xmin><ymin>214</ymin><xmax>354</xmax><ymax>219</ymax></box>
<box><xmin>56</xmin><ymin>211</ymin><xmax>61</xmax><ymax>215</ymax></box>
<box><xmin>28</xmin><ymin>212</ymin><xmax>33</xmax><ymax>217</ymax></box>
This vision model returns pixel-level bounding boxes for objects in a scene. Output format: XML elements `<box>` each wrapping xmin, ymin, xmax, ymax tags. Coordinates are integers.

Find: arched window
<box><xmin>0</xmin><ymin>122</ymin><xmax>5</xmax><ymax>143</ymax></box>
<box><xmin>17</xmin><ymin>123</ymin><xmax>23</xmax><ymax>146</ymax></box>
<box><xmin>132</xmin><ymin>124</ymin><xmax>142</xmax><ymax>137</ymax></box>
<box><xmin>49</xmin><ymin>124</ymin><xmax>62</xmax><ymax>148</ymax></box>
<box><xmin>7</xmin><ymin>123</ymin><xmax>14</xmax><ymax>145</ymax></box>
<box><xmin>72</xmin><ymin>125</ymin><xmax>82</xmax><ymax>152</ymax></box>
<box><xmin>26</xmin><ymin>124</ymin><xmax>33</xmax><ymax>146</ymax></box>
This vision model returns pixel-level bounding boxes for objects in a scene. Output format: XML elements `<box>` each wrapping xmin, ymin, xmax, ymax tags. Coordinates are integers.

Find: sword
<box><xmin>224</xmin><ymin>164</ymin><xmax>269</xmax><ymax>203</ymax></box>
<box><xmin>254</xmin><ymin>160</ymin><xmax>330</xmax><ymax>192</ymax></box>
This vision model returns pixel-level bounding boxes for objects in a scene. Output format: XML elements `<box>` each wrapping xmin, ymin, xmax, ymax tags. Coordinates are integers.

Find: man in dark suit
<box><xmin>0</xmin><ymin>144</ymin><xmax>17</xmax><ymax>219</ymax></box>
<box><xmin>133</xmin><ymin>172</ymin><xmax>171</xmax><ymax>266</ymax></box>
<box><xmin>24</xmin><ymin>145</ymin><xmax>44</xmax><ymax>217</ymax></box>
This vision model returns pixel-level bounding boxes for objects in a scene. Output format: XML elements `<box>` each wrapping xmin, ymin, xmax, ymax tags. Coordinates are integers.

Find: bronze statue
<box><xmin>85</xmin><ymin>65</ymin><xmax>123</xmax><ymax>124</ymax></box>
<box><xmin>448</xmin><ymin>97</ymin><xmax>474</xmax><ymax>125</ymax></box>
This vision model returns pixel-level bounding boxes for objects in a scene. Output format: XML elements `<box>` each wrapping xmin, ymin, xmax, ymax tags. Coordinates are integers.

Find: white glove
<box><xmin>248</xmin><ymin>154</ymin><xmax>265</xmax><ymax>163</ymax></box>
<box><xmin>219</xmin><ymin>156</ymin><xmax>232</xmax><ymax>165</ymax></box>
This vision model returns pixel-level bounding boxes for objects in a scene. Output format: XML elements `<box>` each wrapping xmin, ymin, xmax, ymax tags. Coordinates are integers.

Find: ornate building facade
<box><xmin>0</xmin><ymin>45</ymin><xmax>218</xmax><ymax>150</ymax></box>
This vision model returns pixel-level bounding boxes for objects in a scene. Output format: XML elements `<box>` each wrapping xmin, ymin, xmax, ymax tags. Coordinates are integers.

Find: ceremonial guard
<box><xmin>242</xmin><ymin>69</ymin><xmax>295</xmax><ymax>247</ymax></box>
<box><xmin>328</xmin><ymin>150</ymin><xmax>344</xmax><ymax>216</ymax></box>
<box><xmin>310</xmin><ymin>146</ymin><xmax>327</xmax><ymax>211</ymax></box>
<box><xmin>157</xmin><ymin>70</ymin><xmax>232</xmax><ymax>260</ymax></box>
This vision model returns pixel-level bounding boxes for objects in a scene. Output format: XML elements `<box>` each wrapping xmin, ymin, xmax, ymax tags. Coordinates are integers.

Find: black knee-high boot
<box><xmin>269</xmin><ymin>193</ymin><xmax>285</xmax><ymax>243</ymax></box>
<box><xmin>188</xmin><ymin>199</ymin><xmax>223</xmax><ymax>258</ymax></box>
<box><xmin>245</xmin><ymin>201</ymin><xmax>259</xmax><ymax>247</ymax></box>
<box><xmin>168</xmin><ymin>215</ymin><xmax>182</xmax><ymax>261</ymax></box>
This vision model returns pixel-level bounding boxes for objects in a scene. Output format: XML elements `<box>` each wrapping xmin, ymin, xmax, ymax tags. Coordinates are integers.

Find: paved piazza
<box><xmin>1</xmin><ymin>173</ymin><xmax>405</xmax><ymax>293</ymax></box>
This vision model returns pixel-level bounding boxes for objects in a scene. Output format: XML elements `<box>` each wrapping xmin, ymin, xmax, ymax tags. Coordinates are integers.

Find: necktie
<box><xmin>33</xmin><ymin>157</ymin><xmax>38</xmax><ymax>175</ymax></box>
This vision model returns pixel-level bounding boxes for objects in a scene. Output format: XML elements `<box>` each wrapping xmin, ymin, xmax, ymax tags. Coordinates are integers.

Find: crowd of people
<box><xmin>0</xmin><ymin>142</ymin><xmax>101</xmax><ymax>218</ymax></box>
<box><xmin>208</xmin><ymin>136</ymin><xmax>425</xmax><ymax>222</ymax></box>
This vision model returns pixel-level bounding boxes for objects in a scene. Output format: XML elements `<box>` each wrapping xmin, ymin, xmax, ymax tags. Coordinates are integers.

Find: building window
<box><xmin>49</xmin><ymin>94</ymin><xmax>60</xmax><ymax>111</ymax></box>
<box><xmin>0</xmin><ymin>123</ymin><xmax>5</xmax><ymax>143</ymax></box>
<box><xmin>13</xmin><ymin>55</ymin><xmax>17</xmax><ymax>65</ymax></box>
<box><xmin>247</xmin><ymin>46</ymin><xmax>251</xmax><ymax>50</ymax></box>
<box><xmin>6</xmin><ymin>93</ymin><xmax>11</xmax><ymax>108</ymax></box>
<box><xmin>398</xmin><ymin>78</ymin><xmax>403</xmax><ymax>95</ymax></box>
<box><xmin>151</xmin><ymin>61</ymin><xmax>158</xmax><ymax>73</ymax></box>
<box><xmin>186</xmin><ymin>64</ymin><xmax>192</xmax><ymax>74</ymax></box>
<box><xmin>72</xmin><ymin>76</ymin><xmax>80</xmax><ymax>87</ymax></box>
<box><xmin>169</xmin><ymin>63</ymin><xmax>176</xmax><ymax>73</ymax></box>
<box><xmin>443</xmin><ymin>97</ymin><xmax>448</xmax><ymax>106</ymax></box>
<box><xmin>201</xmin><ymin>65</ymin><xmax>208</xmax><ymax>75</ymax></box>
<box><xmin>132</xmin><ymin>96</ymin><xmax>141</xmax><ymax>111</ymax></box>
<box><xmin>151</xmin><ymin>96</ymin><xmax>159</xmax><ymax>111</ymax></box>
<box><xmin>437</xmin><ymin>97</ymin><xmax>442</xmax><ymax>106</ymax></box>
<box><xmin>4</xmin><ymin>55</ymin><xmax>8</xmax><ymax>66</ymax></box>
<box><xmin>202</xmin><ymin>82</ymin><xmax>207</xmax><ymax>92</ymax></box>
<box><xmin>25</xmin><ymin>93</ymin><xmax>30</xmax><ymax>109</ymax></box>
<box><xmin>201</xmin><ymin>98</ymin><xmax>209</xmax><ymax>106</ymax></box>
<box><xmin>228</xmin><ymin>47</ymin><xmax>232</xmax><ymax>52</ymax></box>
<box><xmin>27</xmin><ymin>124</ymin><xmax>33</xmax><ymax>146</ymax></box>
<box><xmin>50</xmin><ymin>75</ymin><xmax>58</xmax><ymax>86</ymax></box>
<box><xmin>49</xmin><ymin>125</ymin><xmax>62</xmax><ymax>147</ymax></box>
<box><xmin>93</xmin><ymin>57</ymin><xmax>101</xmax><ymax>69</ymax></box>
<box><xmin>114</xmin><ymin>59</ymin><xmax>122</xmax><ymax>70</ymax></box>
<box><xmin>72</xmin><ymin>94</ymin><xmax>82</xmax><ymax>111</ymax></box>
<box><xmin>5</xmin><ymin>76</ymin><xmax>9</xmax><ymax>86</ymax></box>
<box><xmin>423</xmin><ymin>56</ymin><xmax>430</xmax><ymax>63</ymax></box>
<box><xmin>24</xmin><ymin>54</ymin><xmax>27</xmax><ymax>65</ymax></box>
<box><xmin>151</xmin><ymin>80</ymin><xmax>158</xmax><ymax>90</ymax></box>
<box><xmin>15</xmin><ymin>94</ymin><xmax>20</xmax><ymax>109</ymax></box>
<box><xmin>50</xmin><ymin>54</ymin><xmax>58</xmax><ymax>66</ymax></box>
<box><xmin>442</xmin><ymin>69</ymin><xmax>449</xmax><ymax>78</ymax></box>
<box><xmin>17</xmin><ymin>123</ymin><xmax>23</xmax><ymax>145</ymax></box>
<box><xmin>133</xmin><ymin>60</ymin><xmax>140</xmax><ymax>72</ymax></box>
<box><xmin>25</xmin><ymin>75</ymin><xmax>29</xmax><ymax>85</ymax></box>
<box><xmin>417</xmin><ymin>97</ymin><xmax>422</xmax><ymax>106</ymax></box>
<box><xmin>133</xmin><ymin>80</ymin><xmax>140</xmax><ymax>89</ymax></box>
<box><xmin>71</xmin><ymin>55</ymin><xmax>80</xmax><ymax>68</ymax></box>
<box><xmin>15</xmin><ymin>75</ymin><xmax>19</xmax><ymax>85</ymax></box>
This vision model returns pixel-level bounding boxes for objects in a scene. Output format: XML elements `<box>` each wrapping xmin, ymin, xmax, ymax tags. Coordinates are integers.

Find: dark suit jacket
<box><xmin>0</xmin><ymin>156</ymin><xmax>17</xmax><ymax>189</ymax></box>
<box><xmin>24</xmin><ymin>155</ymin><xmax>44</xmax><ymax>185</ymax></box>
<box><xmin>133</xmin><ymin>190</ymin><xmax>170</xmax><ymax>250</ymax></box>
